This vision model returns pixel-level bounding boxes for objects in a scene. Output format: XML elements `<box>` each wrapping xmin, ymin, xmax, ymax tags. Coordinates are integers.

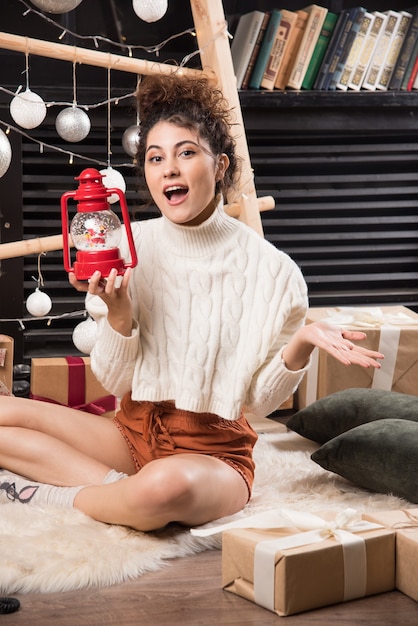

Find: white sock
<box><xmin>0</xmin><ymin>468</ymin><xmax>128</xmax><ymax>507</ymax></box>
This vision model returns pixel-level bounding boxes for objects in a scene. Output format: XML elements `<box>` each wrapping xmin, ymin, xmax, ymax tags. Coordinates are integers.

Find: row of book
<box><xmin>230</xmin><ymin>5</ymin><xmax>418</xmax><ymax>92</ymax></box>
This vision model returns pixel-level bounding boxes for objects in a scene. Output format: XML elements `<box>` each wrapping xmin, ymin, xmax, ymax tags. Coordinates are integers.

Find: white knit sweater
<box><xmin>89</xmin><ymin>202</ymin><xmax>310</xmax><ymax>420</ymax></box>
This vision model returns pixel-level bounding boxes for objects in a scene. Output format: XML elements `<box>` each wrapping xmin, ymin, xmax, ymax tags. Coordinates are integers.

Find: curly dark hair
<box><xmin>134</xmin><ymin>72</ymin><xmax>240</xmax><ymax>201</ymax></box>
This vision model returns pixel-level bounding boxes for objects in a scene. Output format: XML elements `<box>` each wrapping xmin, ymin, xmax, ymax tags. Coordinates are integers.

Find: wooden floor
<box><xmin>3</xmin><ymin>549</ymin><xmax>418</xmax><ymax>625</ymax></box>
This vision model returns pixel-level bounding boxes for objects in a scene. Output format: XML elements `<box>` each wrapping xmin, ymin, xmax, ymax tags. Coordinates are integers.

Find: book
<box><xmin>260</xmin><ymin>9</ymin><xmax>298</xmax><ymax>90</ymax></box>
<box><xmin>274</xmin><ymin>9</ymin><xmax>309</xmax><ymax>89</ymax></box>
<box><xmin>408</xmin><ymin>54</ymin><xmax>418</xmax><ymax>90</ymax></box>
<box><xmin>249</xmin><ymin>10</ymin><xmax>282</xmax><ymax>89</ymax></box>
<box><xmin>362</xmin><ymin>10</ymin><xmax>401</xmax><ymax>91</ymax></box>
<box><xmin>287</xmin><ymin>4</ymin><xmax>329</xmax><ymax>90</ymax></box>
<box><xmin>389</xmin><ymin>5</ymin><xmax>418</xmax><ymax>90</ymax></box>
<box><xmin>230</xmin><ymin>11</ymin><xmax>267</xmax><ymax>89</ymax></box>
<box><xmin>347</xmin><ymin>11</ymin><xmax>386</xmax><ymax>91</ymax></box>
<box><xmin>301</xmin><ymin>11</ymin><xmax>338</xmax><ymax>90</ymax></box>
<box><xmin>329</xmin><ymin>7</ymin><xmax>367</xmax><ymax>90</ymax></box>
<box><xmin>313</xmin><ymin>9</ymin><xmax>352</xmax><ymax>90</ymax></box>
<box><xmin>376</xmin><ymin>10</ymin><xmax>412</xmax><ymax>90</ymax></box>
<box><xmin>401</xmin><ymin>34</ymin><xmax>418</xmax><ymax>89</ymax></box>
<box><xmin>241</xmin><ymin>12</ymin><xmax>271</xmax><ymax>90</ymax></box>
<box><xmin>336</xmin><ymin>11</ymin><xmax>374</xmax><ymax>91</ymax></box>
<box><xmin>327</xmin><ymin>6</ymin><xmax>367</xmax><ymax>91</ymax></box>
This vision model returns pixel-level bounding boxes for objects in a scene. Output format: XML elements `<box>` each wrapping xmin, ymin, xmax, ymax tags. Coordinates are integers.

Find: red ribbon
<box><xmin>30</xmin><ymin>356</ymin><xmax>116</xmax><ymax>415</ymax></box>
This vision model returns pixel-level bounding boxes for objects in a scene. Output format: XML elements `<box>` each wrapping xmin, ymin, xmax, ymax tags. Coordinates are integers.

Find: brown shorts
<box><xmin>113</xmin><ymin>394</ymin><xmax>258</xmax><ymax>499</ymax></box>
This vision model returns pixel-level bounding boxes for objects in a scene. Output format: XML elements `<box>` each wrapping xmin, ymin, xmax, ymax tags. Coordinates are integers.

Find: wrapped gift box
<box><xmin>30</xmin><ymin>356</ymin><xmax>116</xmax><ymax>418</ymax></box>
<box><xmin>221</xmin><ymin>510</ymin><xmax>395</xmax><ymax>616</ymax></box>
<box><xmin>296</xmin><ymin>305</ymin><xmax>418</xmax><ymax>409</ymax></box>
<box><xmin>0</xmin><ymin>335</ymin><xmax>14</xmax><ymax>395</ymax></box>
<box><xmin>364</xmin><ymin>509</ymin><xmax>418</xmax><ymax>603</ymax></box>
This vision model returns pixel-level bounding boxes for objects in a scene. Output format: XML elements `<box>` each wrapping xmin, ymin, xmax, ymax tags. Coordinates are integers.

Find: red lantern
<box><xmin>61</xmin><ymin>168</ymin><xmax>138</xmax><ymax>280</ymax></box>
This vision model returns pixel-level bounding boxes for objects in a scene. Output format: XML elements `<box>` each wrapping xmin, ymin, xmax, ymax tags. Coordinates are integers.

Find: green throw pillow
<box><xmin>311</xmin><ymin>419</ymin><xmax>418</xmax><ymax>504</ymax></box>
<box><xmin>287</xmin><ymin>388</ymin><xmax>418</xmax><ymax>444</ymax></box>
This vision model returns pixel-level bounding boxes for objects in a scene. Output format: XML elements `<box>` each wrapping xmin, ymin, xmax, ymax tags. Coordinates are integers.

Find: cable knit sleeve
<box><xmin>243</xmin><ymin>257</ymin><xmax>310</xmax><ymax>418</ymax></box>
<box><xmin>86</xmin><ymin>222</ymin><xmax>142</xmax><ymax>397</ymax></box>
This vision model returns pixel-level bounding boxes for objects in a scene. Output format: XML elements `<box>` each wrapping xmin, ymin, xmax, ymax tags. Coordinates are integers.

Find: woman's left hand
<box><xmin>302</xmin><ymin>321</ymin><xmax>384</xmax><ymax>368</ymax></box>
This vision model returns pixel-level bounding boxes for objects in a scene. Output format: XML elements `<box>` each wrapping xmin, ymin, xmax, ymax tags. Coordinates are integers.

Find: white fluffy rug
<box><xmin>0</xmin><ymin>422</ymin><xmax>411</xmax><ymax>594</ymax></box>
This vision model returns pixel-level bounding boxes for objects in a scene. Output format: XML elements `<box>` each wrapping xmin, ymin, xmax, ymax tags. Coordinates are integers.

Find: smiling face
<box><xmin>144</xmin><ymin>121</ymin><xmax>229</xmax><ymax>226</ymax></box>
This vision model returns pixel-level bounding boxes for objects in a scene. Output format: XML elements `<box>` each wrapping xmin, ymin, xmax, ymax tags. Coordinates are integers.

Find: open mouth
<box><xmin>164</xmin><ymin>185</ymin><xmax>189</xmax><ymax>202</ymax></box>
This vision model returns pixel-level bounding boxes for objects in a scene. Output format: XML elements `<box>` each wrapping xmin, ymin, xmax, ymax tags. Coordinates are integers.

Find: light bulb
<box><xmin>132</xmin><ymin>0</ymin><xmax>168</xmax><ymax>22</ymax></box>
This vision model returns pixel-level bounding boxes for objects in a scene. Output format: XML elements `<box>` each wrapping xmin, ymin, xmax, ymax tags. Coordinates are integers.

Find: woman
<box><xmin>0</xmin><ymin>73</ymin><xmax>383</xmax><ymax>531</ymax></box>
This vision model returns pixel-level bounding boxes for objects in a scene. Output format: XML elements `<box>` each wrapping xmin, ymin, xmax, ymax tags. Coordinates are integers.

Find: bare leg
<box><xmin>0</xmin><ymin>396</ymin><xmax>136</xmax><ymax>485</ymax></box>
<box><xmin>75</xmin><ymin>453</ymin><xmax>249</xmax><ymax>531</ymax></box>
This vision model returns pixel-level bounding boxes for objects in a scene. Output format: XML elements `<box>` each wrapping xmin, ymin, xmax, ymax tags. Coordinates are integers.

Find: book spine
<box><xmin>376</xmin><ymin>11</ymin><xmax>412</xmax><ymax>90</ymax></box>
<box><xmin>389</xmin><ymin>8</ymin><xmax>418</xmax><ymax>90</ymax></box>
<box><xmin>241</xmin><ymin>13</ymin><xmax>270</xmax><ymax>90</ymax></box>
<box><xmin>313</xmin><ymin>11</ymin><xmax>350</xmax><ymax>90</ymax></box>
<box><xmin>363</xmin><ymin>11</ymin><xmax>399</xmax><ymax>91</ymax></box>
<box><xmin>348</xmin><ymin>12</ymin><xmax>384</xmax><ymax>91</ymax></box>
<box><xmin>302</xmin><ymin>12</ymin><xmax>338</xmax><ymax>90</ymax></box>
<box><xmin>260</xmin><ymin>12</ymin><xmax>296</xmax><ymax>90</ymax></box>
<box><xmin>274</xmin><ymin>11</ymin><xmax>308</xmax><ymax>90</ymax></box>
<box><xmin>336</xmin><ymin>12</ymin><xmax>373</xmax><ymax>91</ymax></box>
<box><xmin>249</xmin><ymin>10</ymin><xmax>282</xmax><ymax>89</ymax></box>
<box><xmin>323</xmin><ymin>8</ymin><xmax>358</xmax><ymax>91</ymax></box>
<box><xmin>330</xmin><ymin>7</ymin><xmax>367</xmax><ymax>90</ymax></box>
<box><xmin>408</xmin><ymin>54</ymin><xmax>418</xmax><ymax>90</ymax></box>
<box><xmin>231</xmin><ymin>11</ymin><xmax>266</xmax><ymax>89</ymax></box>
<box><xmin>287</xmin><ymin>7</ymin><xmax>328</xmax><ymax>90</ymax></box>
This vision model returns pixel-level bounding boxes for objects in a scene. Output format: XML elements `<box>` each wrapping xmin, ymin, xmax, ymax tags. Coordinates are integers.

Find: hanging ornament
<box><xmin>26</xmin><ymin>288</ymin><xmax>52</xmax><ymax>317</ymax></box>
<box><xmin>72</xmin><ymin>317</ymin><xmax>97</xmax><ymax>354</ymax></box>
<box><xmin>26</xmin><ymin>253</ymin><xmax>52</xmax><ymax>317</ymax></box>
<box><xmin>85</xmin><ymin>294</ymin><xmax>108</xmax><ymax>318</ymax></box>
<box><xmin>29</xmin><ymin>0</ymin><xmax>83</xmax><ymax>13</ymax></box>
<box><xmin>132</xmin><ymin>0</ymin><xmax>168</xmax><ymax>22</ymax></box>
<box><xmin>0</xmin><ymin>129</ymin><xmax>12</xmax><ymax>178</ymax></box>
<box><xmin>55</xmin><ymin>106</ymin><xmax>91</xmax><ymax>142</ymax></box>
<box><xmin>10</xmin><ymin>88</ymin><xmax>47</xmax><ymax>130</ymax></box>
<box><xmin>122</xmin><ymin>124</ymin><xmax>140</xmax><ymax>158</ymax></box>
<box><xmin>99</xmin><ymin>167</ymin><xmax>126</xmax><ymax>204</ymax></box>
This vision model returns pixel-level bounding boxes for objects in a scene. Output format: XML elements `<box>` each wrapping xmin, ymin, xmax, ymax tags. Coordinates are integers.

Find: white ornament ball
<box><xmin>99</xmin><ymin>167</ymin><xmax>126</xmax><ymax>204</ymax></box>
<box><xmin>55</xmin><ymin>106</ymin><xmax>91</xmax><ymax>142</ymax></box>
<box><xmin>10</xmin><ymin>89</ymin><xmax>47</xmax><ymax>129</ymax></box>
<box><xmin>0</xmin><ymin>129</ymin><xmax>12</xmax><ymax>178</ymax></box>
<box><xmin>122</xmin><ymin>124</ymin><xmax>140</xmax><ymax>158</ymax></box>
<box><xmin>85</xmin><ymin>294</ymin><xmax>108</xmax><ymax>318</ymax></box>
<box><xmin>30</xmin><ymin>0</ymin><xmax>83</xmax><ymax>13</ymax></box>
<box><xmin>132</xmin><ymin>0</ymin><xmax>168</xmax><ymax>22</ymax></box>
<box><xmin>72</xmin><ymin>317</ymin><xmax>97</xmax><ymax>354</ymax></box>
<box><xmin>26</xmin><ymin>288</ymin><xmax>52</xmax><ymax>317</ymax></box>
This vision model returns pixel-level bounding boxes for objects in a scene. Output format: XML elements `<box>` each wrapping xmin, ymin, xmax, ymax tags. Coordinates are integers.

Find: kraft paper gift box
<box><xmin>295</xmin><ymin>305</ymin><xmax>418</xmax><ymax>409</ymax></box>
<box><xmin>192</xmin><ymin>509</ymin><xmax>395</xmax><ymax>617</ymax></box>
<box><xmin>364</xmin><ymin>509</ymin><xmax>418</xmax><ymax>603</ymax></box>
<box><xmin>0</xmin><ymin>335</ymin><xmax>13</xmax><ymax>395</ymax></box>
<box><xmin>30</xmin><ymin>356</ymin><xmax>116</xmax><ymax>418</ymax></box>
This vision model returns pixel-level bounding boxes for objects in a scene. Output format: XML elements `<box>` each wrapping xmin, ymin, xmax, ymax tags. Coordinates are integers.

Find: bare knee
<box><xmin>129</xmin><ymin>460</ymin><xmax>198</xmax><ymax>518</ymax></box>
<box><xmin>0</xmin><ymin>396</ymin><xmax>23</xmax><ymax>427</ymax></box>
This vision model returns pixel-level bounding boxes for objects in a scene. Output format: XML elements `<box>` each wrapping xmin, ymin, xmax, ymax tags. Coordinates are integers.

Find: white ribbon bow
<box><xmin>192</xmin><ymin>508</ymin><xmax>383</xmax><ymax>612</ymax></box>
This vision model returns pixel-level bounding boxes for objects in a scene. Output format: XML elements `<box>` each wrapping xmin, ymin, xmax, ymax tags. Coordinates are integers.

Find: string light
<box><xmin>0</xmin><ymin>310</ymin><xmax>88</xmax><ymax>331</ymax></box>
<box><xmin>0</xmin><ymin>119</ymin><xmax>136</xmax><ymax>169</ymax></box>
<box><xmin>19</xmin><ymin>0</ymin><xmax>195</xmax><ymax>57</ymax></box>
